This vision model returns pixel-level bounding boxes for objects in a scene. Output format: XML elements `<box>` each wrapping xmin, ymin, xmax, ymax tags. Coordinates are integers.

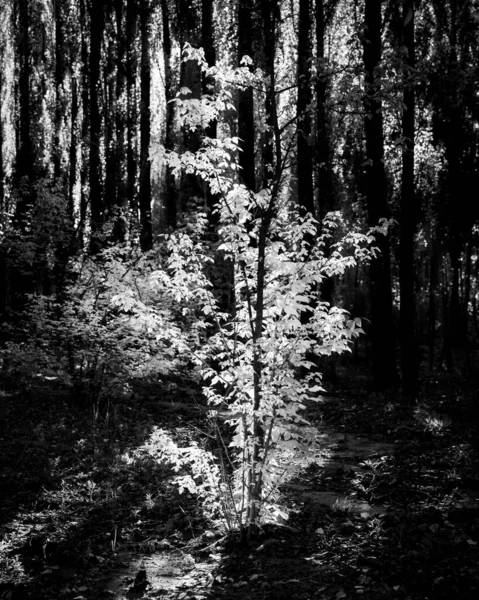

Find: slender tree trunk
<box><xmin>104</xmin><ymin>14</ymin><xmax>118</xmax><ymax>214</ymax></box>
<box><xmin>297</xmin><ymin>0</ymin><xmax>314</xmax><ymax>215</ymax></box>
<box><xmin>260</xmin><ymin>0</ymin><xmax>277</xmax><ymax>186</ymax></box>
<box><xmin>126</xmin><ymin>0</ymin><xmax>139</xmax><ymax>226</ymax></box>
<box><xmin>15</xmin><ymin>0</ymin><xmax>33</xmax><ymax>226</ymax></box>
<box><xmin>248</xmin><ymin>0</ymin><xmax>282</xmax><ymax>539</ymax></box>
<box><xmin>237</xmin><ymin>0</ymin><xmax>255</xmax><ymax>191</ymax></box>
<box><xmin>69</xmin><ymin>76</ymin><xmax>78</xmax><ymax>217</ymax></box>
<box><xmin>0</xmin><ymin>70</ymin><xmax>4</xmax><ymax>212</ymax></box>
<box><xmin>89</xmin><ymin>0</ymin><xmax>105</xmax><ymax>252</ymax></box>
<box><xmin>79</xmin><ymin>0</ymin><xmax>89</xmax><ymax>248</ymax></box>
<box><xmin>115</xmin><ymin>0</ymin><xmax>127</xmax><ymax>211</ymax></box>
<box><xmin>428</xmin><ymin>235</ymin><xmax>438</xmax><ymax>371</ymax></box>
<box><xmin>362</xmin><ymin>0</ymin><xmax>397</xmax><ymax>389</ymax></box>
<box><xmin>315</xmin><ymin>0</ymin><xmax>336</xmax><ymax>307</ymax></box>
<box><xmin>139</xmin><ymin>0</ymin><xmax>152</xmax><ymax>250</ymax></box>
<box><xmin>161</xmin><ymin>0</ymin><xmax>177</xmax><ymax>229</ymax></box>
<box><xmin>315</xmin><ymin>0</ymin><xmax>335</xmax><ymax>222</ymax></box>
<box><xmin>202</xmin><ymin>0</ymin><xmax>216</xmax><ymax>140</ymax></box>
<box><xmin>53</xmin><ymin>0</ymin><xmax>65</xmax><ymax>181</ymax></box>
<box><xmin>399</xmin><ymin>0</ymin><xmax>418</xmax><ymax>392</ymax></box>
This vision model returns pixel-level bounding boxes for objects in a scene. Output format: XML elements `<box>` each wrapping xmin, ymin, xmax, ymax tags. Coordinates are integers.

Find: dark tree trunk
<box><xmin>115</xmin><ymin>0</ymin><xmax>127</xmax><ymax>212</ymax></box>
<box><xmin>297</xmin><ymin>0</ymin><xmax>314</xmax><ymax>216</ymax></box>
<box><xmin>201</xmin><ymin>0</ymin><xmax>217</xmax><ymax>214</ymax></box>
<box><xmin>178</xmin><ymin>0</ymin><xmax>203</xmax><ymax>211</ymax></box>
<box><xmin>79</xmin><ymin>0</ymin><xmax>89</xmax><ymax>248</ymax></box>
<box><xmin>315</xmin><ymin>0</ymin><xmax>335</xmax><ymax>222</ymax></box>
<box><xmin>126</xmin><ymin>0</ymin><xmax>139</xmax><ymax>224</ymax></box>
<box><xmin>0</xmin><ymin>70</ymin><xmax>4</xmax><ymax>212</ymax></box>
<box><xmin>428</xmin><ymin>235</ymin><xmax>438</xmax><ymax>371</ymax></box>
<box><xmin>237</xmin><ymin>0</ymin><xmax>255</xmax><ymax>191</ymax></box>
<box><xmin>69</xmin><ymin>76</ymin><xmax>78</xmax><ymax>218</ymax></box>
<box><xmin>139</xmin><ymin>0</ymin><xmax>152</xmax><ymax>250</ymax></box>
<box><xmin>15</xmin><ymin>0</ymin><xmax>34</xmax><ymax>227</ymax></box>
<box><xmin>53</xmin><ymin>0</ymin><xmax>66</xmax><ymax>181</ymax></box>
<box><xmin>399</xmin><ymin>0</ymin><xmax>419</xmax><ymax>392</ymax></box>
<box><xmin>161</xmin><ymin>0</ymin><xmax>177</xmax><ymax>229</ymax></box>
<box><xmin>260</xmin><ymin>0</ymin><xmax>277</xmax><ymax>186</ymax></box>
<box><xmin>104</xmin><ymin>14</ymin><xmax>118</xmax><ymax>214</ymax></box>
<box><xmin>315</xmin><ymin>0</ymin><xmax>336</xmax><ymax>306</ymax></box>
<box><xmin>362</xmin><ymin>0</ymin><xmax>397</xmax><ymax>389</ymax></box>
<box><xmin>202</xmin><ymin>0</ymin><xmax>216</xmax><ymax>140</ymax></box>
<box><xmin>89</xmin><ymin>0</ymin><xmax>106</xmax><ymax>252</ymax></box>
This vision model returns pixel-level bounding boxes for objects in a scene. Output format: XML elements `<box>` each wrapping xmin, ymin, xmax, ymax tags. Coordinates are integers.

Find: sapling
<box><xmin>148</xmin><ymin>44</ymin><xmax>388</xmax><ymax>540</ymax></box>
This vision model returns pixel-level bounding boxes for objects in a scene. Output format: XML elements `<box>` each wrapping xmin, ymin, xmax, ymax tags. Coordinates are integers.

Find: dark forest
<box><xmin>1</xmin><ymin>1</ymin><xmax>479</xmax><ymax>599</ymax></box>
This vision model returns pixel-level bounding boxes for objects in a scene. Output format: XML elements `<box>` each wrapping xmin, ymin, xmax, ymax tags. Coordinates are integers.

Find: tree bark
<box><xmin>297</xmin><ymin>0</ymin><xmax>314</xmax><ymax>216</ymax></box>
<box><xmin>139</xmin><ymin>0</ymin><xmax>152</xmax><ymax>250</ymax></box>
<box><xmin>399</xmin><ymin>0</ymin><xmax>418</xmax><ymax>392</ymax></box>
<box><xmin>15</xmin><ymin>0</ymin><xmax>34</xmax><ymax>226</ymax></box>
<box><xmin>315</xmin><ymin>0</ymin><xmax>335</xmax><ymax>222</ymax></box>
<box><xmin>89</xmin><ymin>0</ymin><xmax>106</xmax><ymax>252</ymax></box>
<box><xmin>161</xmin><ymin>0</ymin><xmax>177</xmax><ymax>229</ymax></box>
<box><xmin>126</xmin><ymin>0</ymin><xmax>139</xmax><ymax>223</ymax></box>
<box><xmin>115</xmin><ymin>0</ymin><xmax>127</xmax><ymax>212</ymax></box>
<box><xmin>362</xmin><ymin>0</ymin><xmax>397</xmax><ymax>389</ymax></box>
<box><xmin>53</xmin><ymin>0</ymin><xmax>64</xmax><ymax>180</ymax></box>
<box><xmin>79</xmin><ymin>0</ymin><xmax>89</xmax><ymax>248</ymax></box>
<box><xmin>104</xmin><ymin>11</ymin><xmax>118</xmax><ymax>214</ymax></box>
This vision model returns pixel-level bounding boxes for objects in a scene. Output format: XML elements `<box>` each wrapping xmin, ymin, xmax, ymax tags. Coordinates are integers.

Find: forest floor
<box><xmin>1</xmin><ymin>367</ymin><xmax>479</xmax><ymax>600</ymax></box>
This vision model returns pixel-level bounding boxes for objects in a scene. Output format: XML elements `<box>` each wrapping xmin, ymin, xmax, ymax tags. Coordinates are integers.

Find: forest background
<box><xmin>0</xmin><ymin>0</ymin><xmax>478</xmax><ymax>392</ymax></box>
<box><xmin>0</xmin><ymin>0</ymin><xmax>479</xmax><ymax>596</ymax></box>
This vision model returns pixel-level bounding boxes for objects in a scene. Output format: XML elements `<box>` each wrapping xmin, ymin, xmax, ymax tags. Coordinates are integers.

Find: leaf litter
<box><xmin>1</xmin><ymin>371</ymin><xmax>479</xmax><ymax>599</ymax></box>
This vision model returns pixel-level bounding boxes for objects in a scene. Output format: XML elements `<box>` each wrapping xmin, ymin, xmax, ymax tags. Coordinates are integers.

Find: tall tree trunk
<box><xmin>237</xmin><ymin>0</ymin><xmax>255</xmax><ymax>191</ymax></box>
<box><xmin>104</xmin><ymin>13</ymin><xmax>118</xmax><ymax>214</ymax></box>
<box><xmin>53</xmin><ymin>0</ymin><xmax>66</xmax><ymax>181</ymax></box>
<box><xmin>89</xmin><ymin>0</ymin><xmax>105</xmax><ymax>252</ymax></box>
<box><xmin>315</xmin><ymin>0</ymin><xmax>335</xmax><ymax>222</ymax></box>
<box><xmin>69</xmin><ymin>76</ymin><xmax>78</xmax><ymax>218</ymax></box>
<box><xmin>15</xmin><ymin>0</ymin><xmax>34</xmax><ymax>226</ymax></box>
<box><xmin>115</xmin><ymin>0</ymin><xmax>127</xmax><ymax>212</ymax></box>
<box><xmin>126</xmin><ymin>0</ymin><xmax>139</xmax><ymax>226</ymax></box>
<box><xmin>139</xmin><ymin>0</ymin><xmax>152</xmax><ymax>250</ymax></box>
<box><xmin>201</xmin><ymin>0</ymin><xmax>217</xmax><ymax>214</ymax></box>
<box><xmin>315</xmin><ymin>0</ymin><xmax>336</xmax><ymax>307</ymax></box>
<box><xmin>428</xmin><ymin>234</ymin><xmax>438</xmax><ymax>371</ymax></box>
<box><xmin>178</xmin><ymin>0</ymin><xmax>203</xmax><ymax>211</ymax></box>
<box><xmin>297</xmin><ymin>0</ymin><xmax>314</xmax><ymax>215</ymax></box>
<box><xmin>260</xmin><ymin>0</ymin><xmax>277</xmax><ymax>186</ymax></box>
<box><xmin>79</xmin><ymin>0</ymin><xmax>89</xmax><ymax>248</ymax></box>
<box><xmin>202</xmin><ymin>0</ymin><xmax>216</xmax><ymax>139</ymax></box>
<box><xmin>399</xmin><ymin>0</ymin><xmax>418</xmax><ymax>392</ymax></box>
<box><xmin>161</xmin><ymin>0</ymin><xmax>177</xmax><ymax>229</ymax></box>
<box><xmin>0</xmin><ymin>70</ymin><xmax>4</xmax><ymax>212</ymax></box>
<box><xmin>362</xmin><ymin>0</ymin><xmax>397</xmax><ymax>389</ymax></box>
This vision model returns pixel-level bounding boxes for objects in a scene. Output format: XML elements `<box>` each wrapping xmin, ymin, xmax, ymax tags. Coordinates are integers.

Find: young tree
<box><xmin>158</xmin><ymin>47</ymin><xmax>375</xmax><ymax>538</ymax></box>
